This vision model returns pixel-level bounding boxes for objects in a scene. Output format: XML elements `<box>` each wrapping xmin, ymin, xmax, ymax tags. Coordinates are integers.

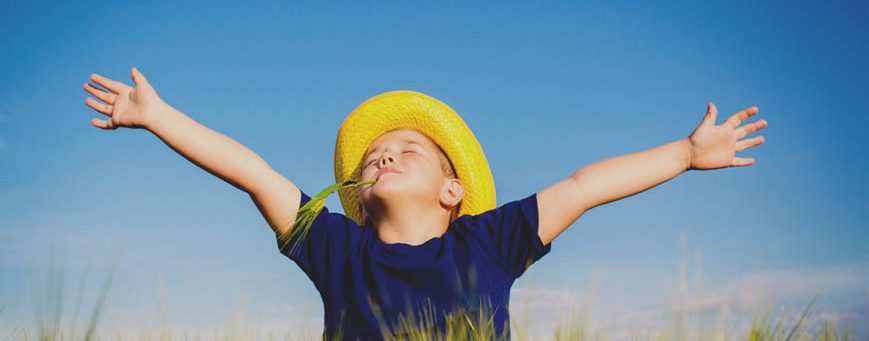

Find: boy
<box><xmin>82</xmin><ymin>67</ymin><xmax>767</xmax><ymax>340</ymax></box>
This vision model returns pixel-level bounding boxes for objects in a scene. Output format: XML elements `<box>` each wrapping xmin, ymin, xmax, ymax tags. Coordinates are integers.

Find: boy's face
<box><xmin>357</xmin><ymin>128</ymin><xmax>462</xmax><ymax>224</ymax></box>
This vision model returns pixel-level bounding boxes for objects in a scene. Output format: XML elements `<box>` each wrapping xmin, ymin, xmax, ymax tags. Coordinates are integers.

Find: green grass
<box><xmin>1</xmin><ymin>265</ymin><xmax>859</xmax><ymax>341</ymax></box>
<box><xmin>3</xmin><ymin>232</ymin><xmax>860</xmax><ymax>340</ymax></box>
<box><xmin>10</xmin><ymin>260</ymin><xmax>117</xmax><ymax>341</ymax></box>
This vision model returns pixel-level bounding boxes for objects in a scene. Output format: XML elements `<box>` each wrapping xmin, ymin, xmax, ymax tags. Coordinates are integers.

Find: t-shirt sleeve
<box><xmin>456</xmin><ymin>192</ymin><xmax>552</xmax><ymax>279</ymax></box>
<box><xmin>275</xmin><ymin>190</ymin><xmax>363</xmax><ymax>291</ymax></box>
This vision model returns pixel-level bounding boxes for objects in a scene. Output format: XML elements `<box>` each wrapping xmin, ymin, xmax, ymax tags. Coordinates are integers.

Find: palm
<box><xmin>687</xmin><ymin>103</ymin><xmax>767</xmax><ymax>170</ymax></box>
<box><xmin>113</xmin><ymin>88</ymin><xmax>150</xmax><ymax>126</ymax></box>
<box><xmin>83</xmin><ymin>67</ymin><xmax>163</xmax><ymax>130</ymax></box>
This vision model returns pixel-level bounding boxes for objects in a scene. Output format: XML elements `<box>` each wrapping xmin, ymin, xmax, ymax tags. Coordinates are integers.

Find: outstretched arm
<box><xmin>83</xmin><ymin>67</ymin><xmax>302</xmax><ymax>236</ymax></box>
<box><xmin>536</xmin><ymin>103</ymin><xmax>767</xmax><ymax>245</ymax></box>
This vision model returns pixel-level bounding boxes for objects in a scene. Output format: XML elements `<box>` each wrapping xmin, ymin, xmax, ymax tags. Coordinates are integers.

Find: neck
<box><xmin>371</xmin><ymin>202</ymin><xmax>450</xmax><ymax>246</ymax></box>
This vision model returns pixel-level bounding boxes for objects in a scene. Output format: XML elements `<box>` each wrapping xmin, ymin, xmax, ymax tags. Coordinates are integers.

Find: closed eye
<box><xmin>365</xmin><ymin>150</ymin><xmax>416</xmax><ymax>168</ymax></box>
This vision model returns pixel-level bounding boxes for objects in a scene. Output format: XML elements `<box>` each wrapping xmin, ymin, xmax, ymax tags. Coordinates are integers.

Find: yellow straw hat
<box><xmin>279</xmin><ymin>90</ymin><xmax>496</xmax><ymax>255</ymax></box>
<box><xmin>334</xmin><ymin>90</ymin><xmax>496</xmax><ymax>226</ymax></box>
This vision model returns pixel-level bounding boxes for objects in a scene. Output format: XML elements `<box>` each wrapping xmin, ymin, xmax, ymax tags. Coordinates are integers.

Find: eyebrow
<box><xmin>364</xmin><ymin>139</ymin><xmax>425</xmax><ymax>160</ymax></box>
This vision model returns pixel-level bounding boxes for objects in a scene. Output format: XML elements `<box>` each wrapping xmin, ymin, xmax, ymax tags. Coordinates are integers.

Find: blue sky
<box><xmin>1</xmin><ymin>0</ymin><xmax>867</xmax><ymax>338</ymax></box>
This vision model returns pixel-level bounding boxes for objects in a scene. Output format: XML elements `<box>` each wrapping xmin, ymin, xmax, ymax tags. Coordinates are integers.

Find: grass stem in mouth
<box><xmin>279</xmin><ymin>179</ymin><xmax>377</xmax><ymax>256</ymax></box>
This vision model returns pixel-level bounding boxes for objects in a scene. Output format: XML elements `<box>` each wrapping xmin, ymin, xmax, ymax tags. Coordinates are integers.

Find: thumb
<box><xmin>701</xmin><ymin>102</ymin><xmax>717</xmax><ymax>127</ymax></box>
<box><xmin>131</xmin><ymin>66</ymin><xmax>149</xmax><ymax>87</ymax></box>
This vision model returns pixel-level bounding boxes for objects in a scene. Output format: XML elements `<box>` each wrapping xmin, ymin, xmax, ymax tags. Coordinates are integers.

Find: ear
<box><xmin>439</xmin><ymin>178</ymin><xmax>464</xmax><ymax>210</ymax></box>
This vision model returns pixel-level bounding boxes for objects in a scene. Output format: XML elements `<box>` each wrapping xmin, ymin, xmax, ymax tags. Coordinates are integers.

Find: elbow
<box><xmin>568</xmin><ymin>169</ymin><xmax>600</xmax><ymax>213</ymax></box>
<box><xmin>570</xmin><ymin>169</ymin><xmax>586</xmax><ymax>183</ymax></box>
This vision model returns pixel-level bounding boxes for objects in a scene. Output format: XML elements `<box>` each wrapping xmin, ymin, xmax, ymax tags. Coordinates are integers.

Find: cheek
<box><xmin>418</xmin><ymin>167</ymin><xmax>445</xmax><ymax>189</ymax></box>
<box><xmin>362</xmin><ymin>167</ymin><xmax>375</xmax><ymax>179</ymax></box>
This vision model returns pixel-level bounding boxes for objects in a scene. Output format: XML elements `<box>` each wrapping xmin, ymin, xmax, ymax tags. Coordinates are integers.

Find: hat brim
<box><xmin>334</xmin><ymin>90</ymin><xmax>496</xmax><ymax>226</ymax></box>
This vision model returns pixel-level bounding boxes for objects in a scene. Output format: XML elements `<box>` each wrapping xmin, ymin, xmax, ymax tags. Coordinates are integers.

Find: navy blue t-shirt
<box><xmin>275</xmin><ymin>190</ymin><xmax>552</xmax><ymax>340</ymax></box>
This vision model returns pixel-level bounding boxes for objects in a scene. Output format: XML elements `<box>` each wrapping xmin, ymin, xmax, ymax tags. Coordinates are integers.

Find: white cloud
<box><xmin>510</xmin><ymin>272</ymin><xmax>605</xmax><ymax>341</ymax></box>
<box><xmin>689</xmin><ymin>264</ymin><xmax>869</xmax><ymax>312</ymax></box>
<box><xmin>509</xmin><ymin>264</ymin><xmax>869</xmax><ymax>340</ymax></box>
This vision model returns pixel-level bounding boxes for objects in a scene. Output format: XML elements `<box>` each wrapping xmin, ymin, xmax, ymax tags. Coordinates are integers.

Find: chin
<box><xmin>369</xmin><ymin>180</ymin><xmax>406</xmax><ymax>199</ymax></box>
<box><xmin>370</xmin><ymin>173</ymin><xmax>438</xmax><ymax>197</ymax></box>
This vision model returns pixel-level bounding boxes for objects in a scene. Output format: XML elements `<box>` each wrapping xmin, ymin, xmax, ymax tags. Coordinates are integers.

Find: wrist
<box><xmin>680</xmin><ymin>137</ymin><xmax>693</xmax><ymax>172</ymax></box>
<box><xmin>144</xmin><ymin>100</ymin><xmax>175</xmax><ymax>133</ymax></box>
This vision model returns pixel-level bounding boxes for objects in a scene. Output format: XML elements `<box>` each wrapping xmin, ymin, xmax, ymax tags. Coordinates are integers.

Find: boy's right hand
<box><xmin>83</xmin><ymin>67</ymin><xmax>165</xmax><ymax>130</ymax></box>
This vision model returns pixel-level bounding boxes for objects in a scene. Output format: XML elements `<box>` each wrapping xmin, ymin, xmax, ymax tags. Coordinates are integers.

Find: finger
<box><xmin>724</xmin><ymin>106</ymin><xmax>759</xmax><ymax>129</ymax></box>
<box><xmin>85</xmin><ymin>97</ymin><xmax>114</xmax><ymax>117</ymax></box>
<box><xmin>700</xmin><ymin>102</ymin><xmax>718</xmax><ymax>128</ymax></box>
<box><xmin>89</xmin><ymin>73</ymin><xmax>129</xmax><ymax>94</ymax></box>
<box><xmin>735</xmin><ymin>135</ymin><xmax>765</xmax><ymax>152</ymax></box>
<box><xmin>131</xmin><ymin>66</ymin><xmax>150</xmax><ymax>87</ymax></box>
<box><xmin>83</xmin><ymin>83</ymin><xmax>118</xmax><ymax>105</ymax></box>
<box><xmin>736</xmin><ymin>118</ymin><xmax>768</xmax><ymax>139</ymax></box>
<box><xmin>732</xmin><ymin>157</ymin><xmax>755</xmax><ymax>167</ymax></box>
<box><xmin>90</xmin><ymin>117</ymin><xmax>115</xmax><ymax>130</ymax></box>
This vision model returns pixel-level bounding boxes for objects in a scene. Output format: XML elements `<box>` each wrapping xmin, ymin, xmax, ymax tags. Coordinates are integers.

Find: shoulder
<box><xmin>452</xmin><ymin>193</ymin><xmax>538</xmax><ymax>229</ymax></box>
<box><xmin>448</xmin><ymin>192</ymin><xmax>549</xmax><ymax>279</ymax></box>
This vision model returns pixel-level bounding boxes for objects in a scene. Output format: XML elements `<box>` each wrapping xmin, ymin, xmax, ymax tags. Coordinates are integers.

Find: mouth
<box><xmin>377</xmin><ymin>168</ymin><xmax>401</xmax><ymax>180</ymax></box>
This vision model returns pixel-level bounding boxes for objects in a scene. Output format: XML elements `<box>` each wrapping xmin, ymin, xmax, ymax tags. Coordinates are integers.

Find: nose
<box><xmin>379</xmin><ymin>152</ymin><xmax>395</xmax><ymax>167</ymax></box>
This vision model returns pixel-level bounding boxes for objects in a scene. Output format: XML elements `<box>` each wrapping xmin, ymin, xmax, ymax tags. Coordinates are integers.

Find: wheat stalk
<box><xmin>278</xmin><ymin>179</ymin><xmax>377</xmax><ymax>257</ymax></box>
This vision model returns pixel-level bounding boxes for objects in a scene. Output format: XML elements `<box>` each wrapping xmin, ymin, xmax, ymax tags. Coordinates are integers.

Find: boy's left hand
<box><xmin>684</xmin><ymin>102</ymin><xmax>767</xmax><ymax>170</ymax></box>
